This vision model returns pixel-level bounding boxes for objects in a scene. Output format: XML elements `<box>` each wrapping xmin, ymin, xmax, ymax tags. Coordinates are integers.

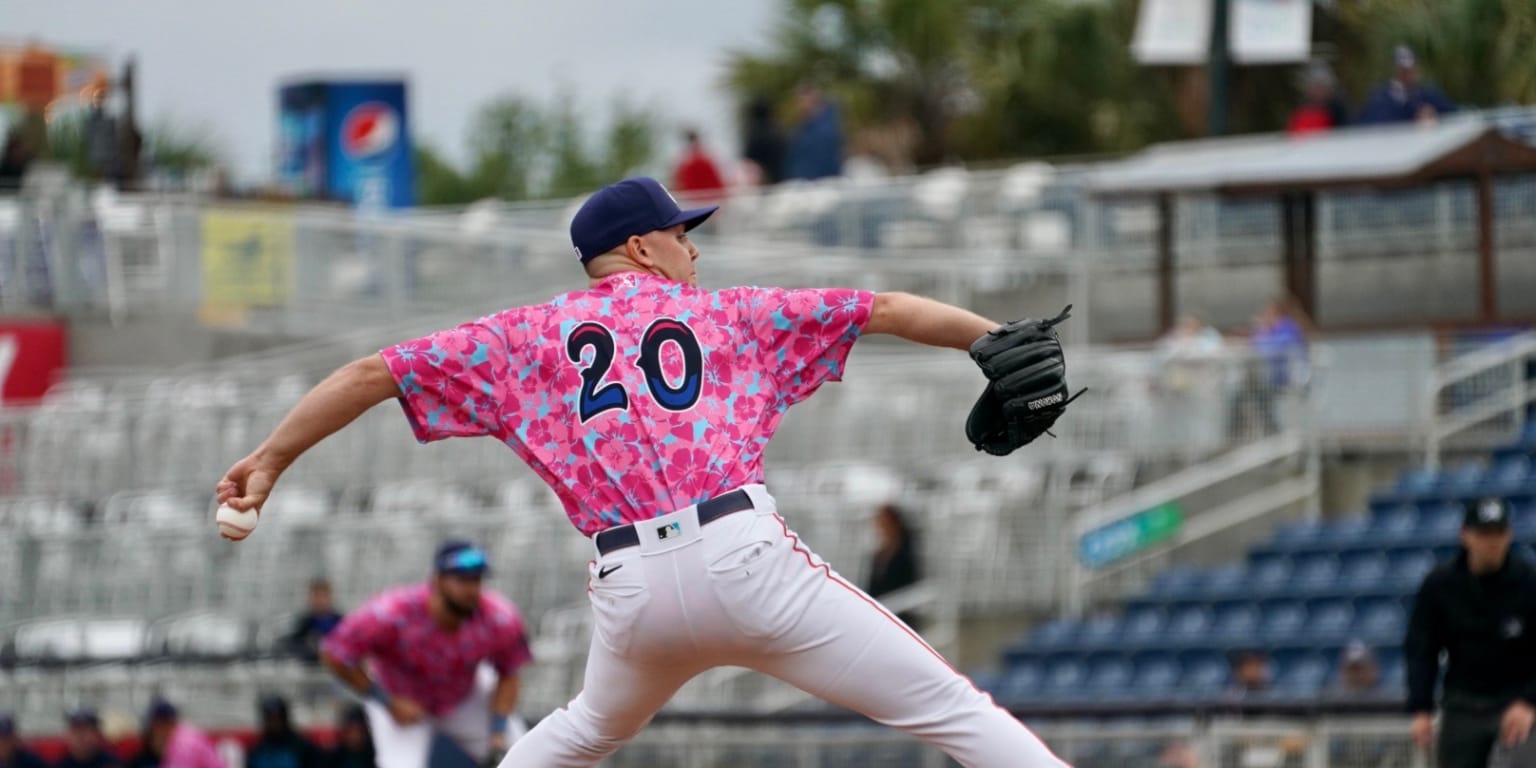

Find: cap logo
<box><xmin>1480</xmin><ymin>500</ymin><xmax>1503</xmax><ymax>523</ymax></box>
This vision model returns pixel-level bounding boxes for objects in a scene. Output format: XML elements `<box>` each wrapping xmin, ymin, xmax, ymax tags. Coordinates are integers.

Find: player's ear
<box><xmin>626</xmin><ymin>235</ymin><xmax>653</xmax><ymax>266</ymax></box>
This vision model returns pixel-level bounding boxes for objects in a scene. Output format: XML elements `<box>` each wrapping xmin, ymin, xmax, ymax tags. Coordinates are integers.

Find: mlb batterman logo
<box><xmin>341</xmin><ymin>102</ymin><xmax>400</xmax><ymax>160</ymax></box>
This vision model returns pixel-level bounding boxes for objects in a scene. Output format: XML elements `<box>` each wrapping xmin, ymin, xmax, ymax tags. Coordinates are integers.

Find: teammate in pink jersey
<box><xmin>320</xmin><ymin>540</ymin><xmax>533</xmax><ymax>768</ymax></box>
<box><xmin>216</xmin><ymin>176</ymin><xmax>1070</xmax><ymax>768</ymax></box>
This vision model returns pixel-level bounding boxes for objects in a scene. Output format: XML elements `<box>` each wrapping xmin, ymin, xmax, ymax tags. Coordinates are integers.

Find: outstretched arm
<box><xmin>216</xmin><ymin>354</ymin><xmax>399</xmax><ymax>511</ymax></box>
<box><xmin>864</xmin><ymin>292</ymin><xmax>997</xmax><ymax>351</ymax></box>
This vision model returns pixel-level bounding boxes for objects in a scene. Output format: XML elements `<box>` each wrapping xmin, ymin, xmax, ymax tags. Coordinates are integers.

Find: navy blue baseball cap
<box><xmin>0</xmin><ymin>712</ymin><xmax>14</xmax><ymax>736</ymax></box>
<box><xmin>434</xmin><ymin>540</ymin><xmax>490</xmax><ymax>576</ymax></box>
<box><xmin>570</xmin><ymin>176</ymin><xmax>718</xmax><ymax>264</ymax></box>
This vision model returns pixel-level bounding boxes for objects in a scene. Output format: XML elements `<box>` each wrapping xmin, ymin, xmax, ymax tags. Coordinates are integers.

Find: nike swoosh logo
<box><xmin>598</xmin><ymin>564</ymin><xmax>622</xmax><ymax>579</ymax></box>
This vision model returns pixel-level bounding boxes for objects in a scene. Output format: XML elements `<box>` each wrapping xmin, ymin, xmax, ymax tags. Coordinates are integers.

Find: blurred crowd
<box><xmin>1286</xmin><ymin>45</ymin><xmax>1456</xmax><ymax>136</ymax></box>
<box><xmin>0</xmin><ymin>697</ymin><xmax>375</xmax><ymax>768</ymax></box>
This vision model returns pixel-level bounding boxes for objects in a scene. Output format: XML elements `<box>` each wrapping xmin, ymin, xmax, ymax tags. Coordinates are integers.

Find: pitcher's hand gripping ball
<box><xmin>216</xmin><ymin>503</ymin><xmax>259</xmax><ymax>541</ymax></box>
<box><xmin>965</xmin><ymin>305</ymin><xmax>1085</xmax><ymax>456</ymax></box>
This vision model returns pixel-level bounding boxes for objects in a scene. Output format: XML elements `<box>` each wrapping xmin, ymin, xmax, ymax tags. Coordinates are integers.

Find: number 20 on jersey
<box><xmin>565</xmin><ymin>318</ymin><xmax>703</xmax><ymax>422</ymax></box>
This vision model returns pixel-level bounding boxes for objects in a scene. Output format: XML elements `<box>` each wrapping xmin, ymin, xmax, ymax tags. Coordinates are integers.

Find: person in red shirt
<box><xmin>1287</xmin><ymin>62</ymin><xmax>1350</xmax><ymax>136</ymax></box>
<box><xmin>671</xmin><ymin>130</ymin><xmax>726</xmax><ymax>204</ymax></box>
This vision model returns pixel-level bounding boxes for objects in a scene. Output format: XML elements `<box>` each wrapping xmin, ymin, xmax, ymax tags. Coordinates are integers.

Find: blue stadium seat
<box><xmin>1267</xmin><ymin>520</ymin><xmax>1327</xmax><ymax>553</ymax></box>
<box><xmin>1270</xmin><ymin>653</ymin><xmax>1332</xmax><ymax>699</ymax></box>
<box><xmin>998</xmin><ymin>661</ymin><xmax>1043</xmax><ymax>704</ymax></box>
<box><xmin>1165</xmin><ymin>606</ymin><xmax>1215</xmax><ymax>648</ymax></box>
<box><xmin>1178</xmin><ymin>653</ymin><xmax>1230</xmax><ymax>699</ymax></box>
<box><xmin>1150</xmin><ymin>567</ymin><xmax>1204</xmax><ymax>601</ymax></box>
<box><xmin>1260</xmin><ymin>601</ymin><xmax>1308</xmax><ymax>644</ymax></box>
<box><xmin>1308</xmin><ymin>599</ymin><xmax>1356</xmax><ymax>643</ymax></box>
<box><xmin>1489</xmin><ymin>455</ymin><xmax>1534</xmax><ymax>494</ymax></box>
<box><xmin>1212</xmin><ymin>603</ymin><xmax>1260</xmax><ymax>648</ymax></box>
<box><xmin>1339</xmin><ymin>552</ymin><xmax>1390</xmax><ymax>592</ymax></box>
<box><xmin>1026</xmin><ymin>619</ymin><xmax>1078</xmax><ymax>651</ymax></box>
<box><xmin>1201</xmin><ymin>563</ymin><xmax>1249</xmax><ymax>600</ymax></box>
<box><xmin>1396</xmin><ymin>467</ymin><xmax>1439</xmax><ymax>498</ymax></box>
<box><xmin>1129</xmin><ymin>654</ymin><xmax>1180</xmax><ymax>701</ymax></box>
<box><xmin>1247</xmin><ymin>556</ymin><xmax>1293</xmax><ymax>596</ymax></box>
<box><xmin>1354</xmin><ymin>599</ymin><xmax>1408</xmax><ymax>646</ymax></box>
<box><xmin>1324</xmin><ymin>518</ymin><xmax>1372</xmax><ymax>550</ymax></box>
<box><xmin>1121</xmin><ymin>606</ymin><xmax>1165</xmax><ymax>647</ymax></box>
<box><xmin>1083</xmin><ymin>655</ymin><xmax>1134</xmax><ymax>700</ymax></box>
<box><xmin>1372</xmin><ymin>506</ymin><xmax>1421</xmax><ymax>546</ymax></box>
<box><xmin>1443</xmin><ymin>462</ymin><xmax>1488</xmax><ymax>496</ymax></box>
<box><xmin>1292</xmin><ymin>553</ymin><xmax>1343</xmax><ymax>594</ymax></box>
<box><xmin>1388</xmin><ymin>549</ymin><xmax>1440</xmax><ymax>590</ymax></box>
<box><xmin>1077</xmin><ymin>614</ymin><xmax>1122</xmax><ymax>649</ymax></box>
<box><xmin>1419</xmin><ymin>504</ymin><xmax>1465</xmax><ymax>545</ymax></box>
<box><xmin>1041</xmin><ymin>657</ymin><xmax>1088</xmax><ymax>700</ymax></box>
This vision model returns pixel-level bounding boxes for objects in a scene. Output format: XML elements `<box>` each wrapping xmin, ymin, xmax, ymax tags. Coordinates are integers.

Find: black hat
<box><xmin>65</xmin><ymin>707</ymin><xmax>100</xmax><ymax>728</ymax></box>
<box><xmin>1464</xmin><ymin>497</ymin><xmax>1511</xmax><ymax>531</ymax></box>
<box><xmin>434</xmin><ymin>540</ymin><xmax>490</xmax><ymax>577</ymax></box>
<box><xmin>258</xmin><ymin>694</ymin><xmax>289</xmax><ymax>716</ymax></box>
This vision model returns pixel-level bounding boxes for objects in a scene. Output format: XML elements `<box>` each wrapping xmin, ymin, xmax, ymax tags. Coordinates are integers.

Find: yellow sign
<box><xmin>200</xmin><ymin>208</ymin><xmax>294</xmax><ymax>321</ymax></box>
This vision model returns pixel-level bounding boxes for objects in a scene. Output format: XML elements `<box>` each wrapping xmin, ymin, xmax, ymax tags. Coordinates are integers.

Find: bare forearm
<box><xmin>322</xmin><ymin>653</ymin><xmax>374</xmax><ymax>697</ymax></box>
<box><xmin>255</xmin><ymin>355</ymin><xmax>398</xmax><ymax>472</ymax></box>
<box><xmin>491</xmin><ymin>675</ymin><xmax>520</xmax><ymax>717</ymax></box>
<box><xmin>865</xmin><ymin>292</ymin><xmax>996</xmax><ymax>351</ymax></box>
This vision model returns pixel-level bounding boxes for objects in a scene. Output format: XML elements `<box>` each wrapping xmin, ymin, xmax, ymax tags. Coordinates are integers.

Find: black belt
<box><xmin>595</xmin><ymin>489</ymin><xmax>755</xmax><ymax>556</ymax></box>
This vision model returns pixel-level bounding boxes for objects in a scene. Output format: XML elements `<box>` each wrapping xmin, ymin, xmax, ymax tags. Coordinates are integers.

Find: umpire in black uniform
<box><xmin>1407</xmin><ymin>497</ymin><xmax>1536</xmax><ymax>767</ymax></box>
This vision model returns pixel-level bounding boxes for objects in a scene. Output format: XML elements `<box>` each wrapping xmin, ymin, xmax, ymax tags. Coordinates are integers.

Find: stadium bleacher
<box><xmin>985</xmin><ymin>424</ymin><xmax>1536</xmax><ymax>712</ymax></box>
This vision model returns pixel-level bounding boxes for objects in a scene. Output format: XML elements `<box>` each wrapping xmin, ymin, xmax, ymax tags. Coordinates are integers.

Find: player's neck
<box><xmin>427</xmin><ymin>593</ymin><xmax>465</xmax><ymax>630</ymax></box>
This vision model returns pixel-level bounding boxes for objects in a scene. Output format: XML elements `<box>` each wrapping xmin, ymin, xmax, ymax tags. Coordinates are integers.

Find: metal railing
<box><xmin>1423</xmin><ymin>331</ymin><xmax>1536</xmax><ymax>468</ymax></box>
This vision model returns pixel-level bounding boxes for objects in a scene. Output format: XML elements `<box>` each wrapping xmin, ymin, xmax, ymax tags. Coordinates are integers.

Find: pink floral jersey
<box><xmin>381</xmin><ymin>272</ymin><xmax>876</xmax><ymax>535</ymax></box>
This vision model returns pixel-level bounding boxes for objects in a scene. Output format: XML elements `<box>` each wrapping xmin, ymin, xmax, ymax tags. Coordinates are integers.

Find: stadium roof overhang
<box><xmin>1084</xmin><ymin>117</ymin><xmax>1536</xmax><ymax>332</ymax></box>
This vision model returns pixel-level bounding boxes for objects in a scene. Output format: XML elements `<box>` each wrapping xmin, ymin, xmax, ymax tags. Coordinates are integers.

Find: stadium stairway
<box><xmin>980</xmin><ymin>422</ymin><xmax>1536</xmax><ymax>711</ymax></box>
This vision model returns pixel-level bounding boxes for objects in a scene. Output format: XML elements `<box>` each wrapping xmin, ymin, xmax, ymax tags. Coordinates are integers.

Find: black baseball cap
<box><xmin>569</xmin><ymin>176</ymin><xmax>717</xmax><ymax>264</ymax></box>
<box><xmin>146</xmin><ymin>699</ymin><xmax>178</xmax><ymax>722</ymax></box>
<box><xmin>1464</xmin><ymin>497</ymin><xmax>1511</xmax><ymax>531</ymax></box>
<box><xmin>434</xmin><ymin>540</ymin><xmax>490</xmax><ymax>577</ymax></box>
<box><xmin>65</xmin><ymin>707</ymin><xmax>100</xmax><ymax>728</ymax></box>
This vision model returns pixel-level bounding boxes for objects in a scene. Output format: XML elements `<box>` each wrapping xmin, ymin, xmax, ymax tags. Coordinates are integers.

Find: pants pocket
<box><xmin>704</xmin><ymin>513</ymin><xmax>805</xmax><ymax>640</ymax></box>
<box><xmin>587</xmin><ymin>558</ymin><xmax>650</xmax><ymax>657</ymax></box>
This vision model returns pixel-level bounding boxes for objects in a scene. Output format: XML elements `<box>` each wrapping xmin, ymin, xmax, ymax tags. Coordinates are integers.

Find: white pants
<box><xmin>367</xmin><ymin>664</ymin><xmax>526</xmax><ymax>768</ymax></box>
<box><xmin>501</xmin><ymin>484</ymin><xmax>1068</xmax><ymax>767</ymax></box>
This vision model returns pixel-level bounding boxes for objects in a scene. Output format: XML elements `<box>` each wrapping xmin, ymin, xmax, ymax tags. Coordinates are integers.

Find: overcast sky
<box><xmin>2</xmin><ymin>0</ymin><xmax>778</xmax><ymax>183</ymax></box>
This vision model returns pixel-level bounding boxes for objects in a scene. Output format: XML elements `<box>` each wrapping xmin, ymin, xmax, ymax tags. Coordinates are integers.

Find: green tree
<box><xmin>415</xmin><ymin>93</ymin><xmax>661</xmax><ymax>206</ymax></box>
<box><xmin>1334</xmin><ymin>0</ymin><xmax>1536</xmax><ymax>108</ymax></box>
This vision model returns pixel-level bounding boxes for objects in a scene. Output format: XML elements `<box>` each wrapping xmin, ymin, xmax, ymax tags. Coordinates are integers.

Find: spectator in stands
<box><xmin>0</xmin><ymin>131</ymin><xmax>31</xmax><ymax>193</ymax></box>
<box><xmin>1230</xmin><ymin>295</ymin><xmax>1312</xmax><ymax>439</ymax></box>
<box><xmin>740</xmin><ymin>96</ymin><xmax>785</xmax><ymax>187</ymax></box>
<box><xmin>286</xmin><ymin>578</ymin><xmax>343</xmax><ymax>662</ymax></box>
<box><xmin>865</xmin><ymin>503</ymin><xmax>923</xmax><ymax>631</ymax></box>
<box><xmin>1358</xmin><ymin>45</ymin><xmax>1457</xmax><ymax>126</ymax></box>
<box><xmin>1407</xmin><ymin>497</ymin><xmax>1536</xmax><ymax>768</ymax></box>
<box><xmin>319</xmin><ymin>540</ymin><xmax>533</xmax><ymax>768</ymax></box>
<box><xmin>141</xmin><ymin>700</ymin><xmax>225</xmax><ymax>768</ymax></box>
<box><xmin>784</xmin><ymin>82</ymin><xmax>844</xmax><ymax>181</ymax></box>
<box><xmin>1156</xmin><ymin>739</ymin><xmax>1202</xmax><ymax>768</ymax></box>
<box><xmin>0</xmin><ymin>714</ymin><xmax>48</xmax><ymax>768</ymax></box>
<box><xmin>671</xmin><ymin>129</ymin><xmax>727</xmax><ymax>205</ymax></box>
<box><xmin>244</xmin><ymin>696</ymin><xmax>322</xmax><ymax>768</ymax></box>
<box><xmin>1226</xmin><ymin>649</ymin><xmax>1272</xmax><ymax>700</ymax></box>
<box><xmin>1328</xmin><ymin>641</ymin><xmax>1381</xmax><ymax>699</ymax></box>
<box><xmin>55</xmin><ymin>708</ymin><xmax>123</xmax><ymax>768</ymax></box>
<box><xmin>321</xmin><ymin>706</ymin><xmax>374</xmax><ymax>768</ymax></box>
<box><xmin>1287</xmin><ymin>61</ymin><xmax>1350</xmax><ymax>136</ymax></box>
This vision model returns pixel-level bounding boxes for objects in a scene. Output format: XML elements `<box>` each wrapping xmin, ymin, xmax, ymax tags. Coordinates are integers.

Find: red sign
<box><xmin>0</xmin><ymin>319</ymin><xmax>67</xmax><ymax>404</ymax></box>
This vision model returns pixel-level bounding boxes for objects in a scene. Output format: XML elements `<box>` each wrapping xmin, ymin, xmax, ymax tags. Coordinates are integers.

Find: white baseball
<box><xmin>216</xmin><ymin>503</ymin><xmax>259</xmax><ymax>540</ymax></box>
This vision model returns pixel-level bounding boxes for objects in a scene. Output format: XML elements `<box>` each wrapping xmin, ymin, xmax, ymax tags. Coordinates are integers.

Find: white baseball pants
<box><xmin>366</xmin><ymin>663</ymin><xmax>527</xmax><ymax>768</ymax></box>
<box><xmin>500</xmin><ymin>484</ymin><xmax>1068</xmax><ymax>767</ymax></box>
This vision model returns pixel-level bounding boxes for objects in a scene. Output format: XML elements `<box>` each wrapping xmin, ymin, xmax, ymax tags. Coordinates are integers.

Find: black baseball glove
<box><xmin>965</xmin><ymin>305</ymin><xmax>1085</xmax><ymax>456</ymax></box>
